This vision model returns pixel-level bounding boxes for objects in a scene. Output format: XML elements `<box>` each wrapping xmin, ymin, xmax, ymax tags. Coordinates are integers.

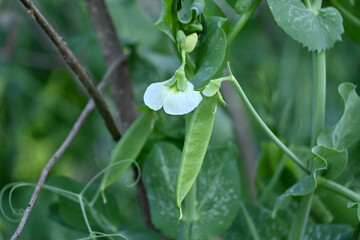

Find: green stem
<box><xmin>311</xmin><ymin>51</ymin><xmax>326</xmax><ymax>149</ymax></box>
<box><xmin>304</xmin><ymin>0</ymin><xmax>311</xmax><ymax>8</ymax></box>
<box><xmin>259</xmin><ymin>155</ymin><xmax>287</xmax><ymax>204</ymax></box>
<box><xmin>239</xmin><ymin>203</ymin><xmax>260</xmax><ymax>240</ymax></box>
<box><xmin>289</xmin><ymin>49</ymin><xmax>326</xmax><ymax>240</ymax></box>
<box><xmin>318</xmin><ymin>178</ymin><xmax>360</xmax><ymax>202</ymax></box>
<box><xmin>289</xmin><ymin>194</ymin><xmax>313</xmax><ymax>240</ymax></box>
<box><xmin>227</xmin><ymin>0</ymin><xmax>262</xmax><ymax>46</ymax></box>
<box><xmin>229</xmin><ymin>77</ymin><xmax>311</xmax><ymax>174</ymax></box>
<box><xmin>184</xmin><ymin>181</ymin><xmax>197</xmax><ymax>221</ymax></box>
<box><xmin>312</xmin><ymin>0</ymin><xmax>323</xmax><ymax>9</ymax></box>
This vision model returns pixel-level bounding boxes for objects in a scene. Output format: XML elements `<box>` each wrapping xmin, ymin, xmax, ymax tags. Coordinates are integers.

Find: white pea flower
<box><xmin>143</xmin><ymin>71</ymin><xmax>202</xmax><ymax>115</ymax></box>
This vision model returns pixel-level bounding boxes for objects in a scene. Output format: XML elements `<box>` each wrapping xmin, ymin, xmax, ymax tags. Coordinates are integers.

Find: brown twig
<box><xmin>85</xmin><ymin>0</ymin><xmax>156</xmax><ymax>232</ymax></box>
<box><xmin>18</xmin><ymin>0</ymin><xmax>121</xmax><ymax>141</ymax></box>
<box><xmin>85</xmin><ymin>0</ymin><xmax>138</xmax><ymax>133</ymax></box>
<box><xmin>10</xmin><ymin>57</ymin><xmax>124</xmax><ymax>240</ymax></box>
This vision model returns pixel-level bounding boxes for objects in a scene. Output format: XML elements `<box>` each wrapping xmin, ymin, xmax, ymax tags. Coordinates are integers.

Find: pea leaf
<box><xmin>105</xmin><ymin>0</ymin><xmax>160</xmax><ymax>47</ymax></box>
<box><xmin>142</xmin><ymin>143</ymin><xmax>241</xmax><ymax>239</ymax></box>
<box><xmin>142</xmin><ymin>143</ymin><xmax>181</xmax><ymax>238</ymax></box>
<box><xmin>191</xmin><ymin>17</ymin><xmax>227</xmax><ymax>88</ymax></box>
<box><xmin>178</xmin><ymin>0</ymin><xmax>205</xmax><ymax>24</ymax></box>
<box><xmin>267</xmin><ymin>0</ymin><xmax>344</xmax><ymax>52</ymax></box>
<box><xmin>347</xmin><ymin>202</ymin><xmax>360</xmax><ymax>221</ymax></box>
<box><xmin>191</xmin><ymin>145</ymin><xmax>241</xmax><ymax>239</ymax></box>
<box><xmin>303</xmin><ymin>224</ymin><xmax>353</xmax><ymax>239</ymax></box>
<box><xmin>224</xmin><ymin>204</ymin><xmax>290</xmax><ymax>240</ymax></box>
<box><xmin>155</xmin><ymin>0</ymin><xmax>179</xmax><ymax>41</ymax></box>
<box><xmin>312</xmin><ymin>145</ymin><xmax>347</xmax><ymax>180</ymax></box>
<box><xmin>318</xmin><ymin>83</ymin><xmax>360</xmax><ymax>150</ymax></box>
<box><xmin>272</xmin><ymin>174</ymin><xmax>317</xmax><ymax>217</ymax></box>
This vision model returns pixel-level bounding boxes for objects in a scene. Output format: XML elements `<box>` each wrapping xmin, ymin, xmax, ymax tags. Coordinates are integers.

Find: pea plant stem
<box><xmin>227</xmin><ymin>0</ymin><xmax>262</xmax><ymax>46</ymax></box>
<box><xmin>311</xmin><ymin>51</ymin><xmax>326</xmax><ymax>148</ymax></box>
<box><xmin>239</xmin><ymin>203</ymin><xmax>260</xmax><ymax>240</ymax></box>
<box><xmin>318</xmin><ymin>178</ymin><xmax>360</xmax><ymax>202</ymax></box>
<box><xmin>229</xmin><ymin>77</ymin><xmax>311</xmax><ymax>174</ymax></box>
<box><xmin>289</xmin><ymin>50</ymin><xmax>326</xmax><ymax>240</ymax></box>
<box><xmin>289</xmin><ymin>194</ymin><xmax>314</xmax><ymax>240</ymax></box>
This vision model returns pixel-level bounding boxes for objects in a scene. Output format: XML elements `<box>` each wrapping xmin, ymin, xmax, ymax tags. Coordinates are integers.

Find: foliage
<box><xmin>1</xmin><ymin>0</ymin><xmax>360</xmax><ymax>239</ymax></box>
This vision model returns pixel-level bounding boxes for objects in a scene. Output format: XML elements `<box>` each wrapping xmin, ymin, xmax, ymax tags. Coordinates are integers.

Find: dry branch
<box><xmin>18</xmin><ymin>0</ymin><xmax>121</xmax><ymax>141</ymax></box>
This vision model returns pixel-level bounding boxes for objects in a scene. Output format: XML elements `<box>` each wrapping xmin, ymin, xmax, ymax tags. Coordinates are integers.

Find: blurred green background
<box><xmin>0</xmin><ymin>0</ymin><xmax>359</xmax><ymax>239</ymax></box>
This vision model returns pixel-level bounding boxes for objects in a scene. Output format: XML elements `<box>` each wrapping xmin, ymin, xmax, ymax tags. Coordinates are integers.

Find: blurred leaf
<box><xmin>330</xmin><ymin>0</ymin><xmax>360</xmax><ymax>45</ymax></box>
<box><xmin>142</xmin><ymin>143</ymin><xmax>241</xmax><ymax>239</ymax></box>
<box><xmin>155</xmin><ymin>0</ymin><xmax>179</xmax><ymax>41</ymax></box>
<box><xmin>105</xmin><ymin>0</ymin><xmax>160</xmax><ymax>47</ymax></box>
<box><xmin>318</xmin><ymin>83</ymin><xmax>360</xmax><ymax>150</ymax></box>
<box><xmin>347</xmin><ymin>203</ymin><xmax>360</xmax><ymax>222</ymax></box>
<box><xmin>178</xmin><ymin>0</ymin><xmax>205</xmax><ymax>24</ymax></box>
<box><xmin>191</xmin><ymin>17</ymin><xmax>227</xmax><ymax>88</ymax></box>
<box><xmin>303</xmin><ymin>224</ymin><xmax>353</xmax><ymax>239</ymax></box>
<box><xmin>267</xmin><ymin>0</ymin><xmax>344</xmax><ymax>52</ymax></box>
<box><xmin>312</xmin><ymin>145</ymin><xmax>347</xmax><ymax>179</ymax></box>
<box><xmin>224</xmin><ymin>204</ymin><xmax>289</xmax><ymax>240</ymax></box>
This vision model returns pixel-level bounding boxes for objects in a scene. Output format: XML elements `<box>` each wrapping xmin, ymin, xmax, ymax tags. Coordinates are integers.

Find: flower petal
<box><xmin>163</xmin><ymin>82</ymin><xmax>202</xmax><ymax>115</ymax></box>
<box><xmin>143</xmin><ymin>81</ymin><xmax>170</xmax><ymax>111</ymax></box>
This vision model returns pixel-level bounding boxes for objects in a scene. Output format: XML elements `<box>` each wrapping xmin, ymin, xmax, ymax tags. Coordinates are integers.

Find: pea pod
<box><xmin>176</xmin><ymin>95</ymin><xmax>217</xmax><ymax>209</ymax></box>
<box><xmin>100</xmin><ymin>109</ymin><xmax>156</xmax><ymax>192</ymax></box>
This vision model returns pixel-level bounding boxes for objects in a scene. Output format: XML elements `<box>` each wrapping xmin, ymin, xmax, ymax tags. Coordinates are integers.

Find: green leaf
<box><xmin>312</xmin><ymin>145</ymin><xmax>348</xmax><ymax>180</ymax></box>
<box><xmin>105</xmin><ymin>0</ymin><xmax>160</xmax><ymax>47</ymax></box>
<box><xmin>142</xmin><ymin>142</ymin><xmax>181</xmax><ymax>238</ymax></box>
<box><xmin>267</xmin><ymin>0</ymin><xmax>344</xmax><ymax>52</ymax></box>
<box><xmin>224</xmin><ymin>204</ymin><xmax>290</xmax><ymax>240</ymax></box>
<box><xmin>303</xmin><ymin>224</ymin><xmax>353</xmax><ymax>239</ymax></box>
<box><xmin>155</xmin><ymin>0</ymin><xmax>179</xmax><ymax>41</ymax></box>
<box><xmin>100</xmin><ymin>110</ymin><xmax>156</xmax><ymax>192</ymax></box>
<box><xmin>142</xmin><ymin>143</ymin><xmax>241</xmax><ymax>239</ymax></box>
<box><xmin>318</xmin><ymin>83</ymin><xmax>360</xmax><ymax>150</ymax></box>
<box><xmin>272</xmin><ymin>174</ymin><xmax>318</xmax><ymax>217</ymax></box>
<box><xmin>347</xmin><ymin>202</ymin><xmax>360</xmax><ymax>221</ymax></box>
<box><xmin>178</xmin><ymin>0</ymin><xmax>205</xmax><ymax>24</ymax></box>
<box><xmin>191</xmin><ymin>17</ymin><xmax>227</xmax><ymax>88</ymax></box>
<box><xmin>331</xmin><ymin>0</ymin><xmax>360</xmax><ymax>45</ymax></box>
<box><xmin>191</xmin><ymin>145</ymin><xmax>241</xmax><ymax>239</ymax></box>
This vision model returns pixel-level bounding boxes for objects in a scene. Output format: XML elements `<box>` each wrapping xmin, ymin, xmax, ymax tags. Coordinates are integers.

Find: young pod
<box><xmin>176</xmin><ymin>95</ymin><xmax>217</xmax><ymax>209</ymax></box>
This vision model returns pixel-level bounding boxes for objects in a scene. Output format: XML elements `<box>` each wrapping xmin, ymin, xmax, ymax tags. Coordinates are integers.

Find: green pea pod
<box><xmin>176</xmin><ymin>95</ymin><xmax>217</xmax><ymax>209</ymax></box>
<box><xmin>100</xmin><ymin>109</ymin><xmax>156</xmax><ymax>192</ymax></box>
